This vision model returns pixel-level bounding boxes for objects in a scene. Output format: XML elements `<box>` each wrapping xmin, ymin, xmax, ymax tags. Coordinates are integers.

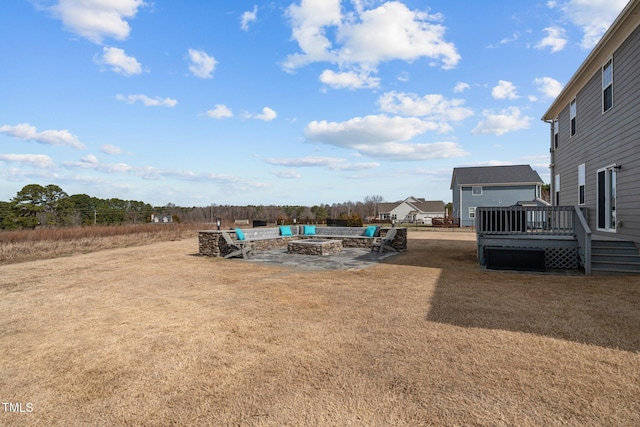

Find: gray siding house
<box><xmin>475</xmin><ymin>0</ymin><xmax>640</xmax><ymax>275</ymax></box>
<box><xmin>451</xmin><ymin>165</ymin><xmax>544</xmax><ymax>226</ymax></box>
<box><xmin>542</xmin><ymin>0</ymin><xmax>640</xmax><ymax>244</ymax></box>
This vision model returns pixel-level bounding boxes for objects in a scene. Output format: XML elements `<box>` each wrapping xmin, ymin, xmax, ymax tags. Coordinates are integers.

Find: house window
<box><xmin>555</xmin><ymin>174</ymin><xmax>561</xmax><ymax>205</ymax></box>
<box><xmin>570</xmin><ymin>99</ymin><xmax>577</xmax><ymax>137</ymax></box>
<box><xmin>469</xmin><ymin>207</ymin><xmax>476</xmax><ymax>219</ymax></box>
<box><xmin>603</xmin><ymin>58</ymin><xmax>613</xmax><ymax>113</ymax></box>
<box><xmin>553</xmin><ymin>118</ymin><xmax>559</xmax><ymax>149</ymax></box>
<box><xmin>472</xmin><ymin>186</ymin><xmax>482</xmax><ymax>196</ymax></box>
<box><xmin>578</xmin><ymin>163</ymin><xmax>585</xmax><ymax>205</ymax></box>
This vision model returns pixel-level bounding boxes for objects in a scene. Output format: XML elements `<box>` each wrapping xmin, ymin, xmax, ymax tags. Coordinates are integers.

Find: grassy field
<box><xmin>1</xmin><ymin>231</ymin><xmax>639</xmax><ymax>426</ymax></box>
<box><xmin>0</xmin><ymin>223</ymin><xmax>202</xmax><ymax>265</ymax></box>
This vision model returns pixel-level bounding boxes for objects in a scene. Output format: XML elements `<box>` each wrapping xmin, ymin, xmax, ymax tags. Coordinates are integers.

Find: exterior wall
<box><xmin>389</xmin><ymin>202</ymin><xmax>444</xmax><ymax>223</ymax></box>
<box><xmin>452</xmin><ymin>181</ymin><xmax>461</xmax><ymax>222</ymax></box>
<box><xmin>389</xmin><ymin>202</ymin><xmax>415</xmax><ymax>222</ymax></box>
<box><xmin>458</xmin><ymin>185</ymin><xmax>540</xmax><ymax>226</ymax></box>
<box><xmin>552</xmin><ymin>24</ymin><xmax>640</xmax><ymax>243</ymax></box>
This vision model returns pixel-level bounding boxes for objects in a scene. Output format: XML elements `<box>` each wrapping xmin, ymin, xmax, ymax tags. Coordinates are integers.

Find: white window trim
<box><xmin>469</xmin><ymin>207</ymin><xmax>476</xmax><ymax>219</ymax></box>
<box><xmin>570</xmin><ymin>98</ymin><xmax>577</xmax><ymax>137</ymax></box>
<box><xmin>471</xmin><ymin>186</ymin><xmax>482</xmax><ymax>196</ymax></box>
<box><xmin>602</xmin><ymin>57</ymin><xmax>613</xmax><ymax>114</ymax></box>
<box><xmin>596</xmin><ymin>165</ymin><xmax>617</xmax><ymax>232</ymax></box>
<box><xmin>578</xmin><ymin>163</ymin><xmax>586</xmax><ymax>205</ymax></box>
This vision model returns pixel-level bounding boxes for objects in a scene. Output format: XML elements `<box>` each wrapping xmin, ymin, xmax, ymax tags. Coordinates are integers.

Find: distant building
<box><xmin>451</xmin><ymin>165</ymin><xmax>545</xmax><ymax>227</ymax></box>
<box><xmin>150</xmin><ymin>214</ymin><xmax>173</xmax><ymax>223</ymax></box>
<box><xmin>377</xmin><ymin>197</ymin><xmax>446</xmax><ymax>225</ymax></box>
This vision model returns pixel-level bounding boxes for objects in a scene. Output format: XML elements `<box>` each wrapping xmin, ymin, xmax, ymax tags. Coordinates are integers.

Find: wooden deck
<box><xmin>476</xmin><ymin>206</ymin><xmax>591</xmax><ymax>274</ymax></box>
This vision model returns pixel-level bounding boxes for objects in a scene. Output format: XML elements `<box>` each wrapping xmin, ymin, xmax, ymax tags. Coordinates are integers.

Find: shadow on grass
<box><xmin>384</xmin><ymin>237</ymin><xmax>640</xmax><ymax>353</ymax></box>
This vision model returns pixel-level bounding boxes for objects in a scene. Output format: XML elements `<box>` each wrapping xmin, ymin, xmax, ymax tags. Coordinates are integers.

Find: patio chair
<box><xmin>371</xmin><ymin>228</ymin><xmax>398</xmax><ymax>253</ymax></box>
<box><xmin>221</xmin><ymin>231</ymin><xmax>253</xmax><ymax>259</ymax></box>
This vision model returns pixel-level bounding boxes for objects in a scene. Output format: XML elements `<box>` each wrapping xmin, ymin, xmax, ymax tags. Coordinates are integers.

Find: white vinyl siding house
<box><xmin>377</xmin><ymin>197</ymin><xmax>445</xmax><ymax>225</ymax></box>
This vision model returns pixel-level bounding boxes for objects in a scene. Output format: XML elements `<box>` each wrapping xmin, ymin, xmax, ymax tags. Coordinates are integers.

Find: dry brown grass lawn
<box><xmin>1</xmin><ymin>231</ymin><xmax>639</xmax><ymax>426</ymax></box>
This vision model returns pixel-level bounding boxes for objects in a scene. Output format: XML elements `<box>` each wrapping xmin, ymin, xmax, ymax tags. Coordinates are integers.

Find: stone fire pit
<box><xmin>287</xmin><ymin>239</ymin><xmax>343</xmax><ymax>256</ymax></box>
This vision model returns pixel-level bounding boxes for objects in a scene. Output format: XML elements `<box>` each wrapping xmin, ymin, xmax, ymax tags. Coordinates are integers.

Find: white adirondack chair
<box><xmin>221</xmin><ymin>231</ymin><xmax>253</xmax><ymax>259</ymax></box>
<box><xmin>371</xmin><ymin>228</ymin><xmax>397</xmax><ymax>253</ymax></box>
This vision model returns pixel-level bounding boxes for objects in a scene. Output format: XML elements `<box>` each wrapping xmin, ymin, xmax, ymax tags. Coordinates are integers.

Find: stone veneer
<box><xmin>288</xmin><ymin>239</ymin><xmax>343</xmax><ymax>256</ymax></box>
<box><xmin>198</xmin><ymin>226</ymin><xmax>407</xmax><ymax>258</ymax></box>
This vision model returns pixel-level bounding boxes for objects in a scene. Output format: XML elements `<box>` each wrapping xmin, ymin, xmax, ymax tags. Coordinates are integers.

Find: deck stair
<box><xmin>591</xmin><ymin>239</ymin><xmax>640</xmax><ymax>275</ymax></box>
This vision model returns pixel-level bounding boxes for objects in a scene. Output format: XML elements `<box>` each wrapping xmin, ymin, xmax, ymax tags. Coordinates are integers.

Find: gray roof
<box><xmin>409</xmin><ymin>200</ymin><xmax>445</xmax><ymax>213</ymax></box>
<box><xmin>377</xmin><ymin>199</ymin><xmax>445</xmax><ymax>214</ymax></box>
<box><xmin>377</xmin><ymin>202</ymin><xmax>398</xmax><ymax>213</ymax></box>
<box><xmin>450</xmin><ymin>165</ymin><xmax>543</xmax><ymax>189</ymax></box>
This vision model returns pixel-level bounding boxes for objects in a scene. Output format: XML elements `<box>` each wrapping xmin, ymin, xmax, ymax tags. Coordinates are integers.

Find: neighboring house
<box><xmin>150</xmin><ymin>214</ymin><xmax>173</xmax><ymax>223</ymax></box>
<box><xmin>451</xmin><ymin>165</ymin><xmax>545</xmax><ymax>226</ymax></box>
<box><xmin>377</xmin><ymin>197</ymin><xmax>445</xmax><ymax>225</ymax></box>
<box><xmin>542</xmin><ymin>0</ymin><xmax>640</xmax><ymax>244</ymax></box>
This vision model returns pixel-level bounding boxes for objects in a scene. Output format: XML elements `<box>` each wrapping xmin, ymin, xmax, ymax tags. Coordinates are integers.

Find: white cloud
<box><xmin>319</xmin><ymin>69</ymin><xmax>380</xmax><ymax>89</ymax></box>
<box><xmin>253</xmin><ymin>107</ymin><xmax>278</xmax><ymax>122</ymax></box>
<box><xmin>205</xmin><ymin>104</ymin><xmax>233</xmax><ymax>119</ymax></box>
<box><xmin>63</xmin><ymin>160</ymin><xmax>134</xmax><ymax>174</ymax></box>
<box><xmin>97</xmin><ymin>46</ymin><xmax>142</xmax><ymax>76</ymax></box>
<box><xmin>337</xmin><ymin>2</ymin><xmax>460</xmax><ymax>68</ymax></box>
<box><xmin>534</xmin><ymin>76</ymin><xmax>563</xmax><ymax>98</ymax></box>
<box><xmin>241</xmin><ymin>5</ymin><xmax>258</xmax><ymax>31</ymax></box>
<box><xmin>492</xmin><ymin>80</ymin><xmax>519</xmax><ymax>100</ymax></box>
<box><xmin>283</xmin><ymin>0</ymin><xmax>342</xmax><ymax>70</ymax></box>
<box><xmin>272</xmin><ymin>170</ymin><xmax>302</xmax><ymax>179</ymax></box>
<box><xmin>396</xmin><ymin>71</ymin><xmax>409</xmax><ymax>82</ymax></box>
<box><xmin>332</xmin><ymin>161</ymin><xmax>381</xmax><ymax>171</ymax></box>
<box><xmin>116</xmin><ymin>94</ymin><xmax>178</xmax><ymax>107</ymax></box>
<box><xmin>305</xmin><ymin>115</ymin><xmax>440</xmax><ymax>146</ymax></box>
<box><xmin>81</xmin><ymin>154</ymin><xmax>98</xmax><ymax>163</ymax></box>
<box><xmin>453</xmin><ymin>82</ymin><xmax>470</xmax><ymax>93</ymax></box>
<box><xmin>62</xmin><ymin>158</ymin><xmax>266</xmax><ymax>190</ymax></box>
<box><xmin>472</xmin><ymin>107</ymin><xmax>532</xmax><ymax>136</ymax></box>
<box><xmin>355</xmin><ymin>141</ymin><xmax>469</xmax><ymax>161</ymax></box>
<box><xmin>48</xmin><ymin>0</ymin><xmax>145</xmax><ymax>44</ymax></box>
<box><xmin>266</xmin><ymin>156</ymin><xmax>380</xmax><ymax>171</ymax></box>
<box><xmin>267</xmin><ymin>156</ymin><xmax>342</xmax><ymax>168</ymax></box>
<box><xmin>303</xmin><ymin>114</ymin><xmax>468</xmax><ymax>160</ymax></box>
<box><xmin>535</xmin><ymin>26</ymin><xmax>568</xmax><ymax>53</ymax></box>
<box><xmin>378</xmin><ymin>91</ymin><xmax>473</xmax><ymax>122</ymax></box>
<box><xmin>188</xmin><ymin>48</ymin><xmax>217</xmax><ymax>79</ymax></box>
<box><xmin>283</xmin><ymin>1</ymin><xmax>460</xmax><ymax>80</ymax></box>
<box><xmin>101</xmin><ymin>144</ymin><xmax>125</xmax><ymax>155</ymax></box>
<box><xmin>560</xmin><ymin>0</ymin><xmax>629</xmax><ymax>49</ymax></box>
<box><xmin>0</xmin><ymin>123</ymin><xmax>85</xmax><ymax>149</ymax></box>
<box><xmin>0</xmin><ymin>154</ymin><xmax>55</xmax><ymax>168</ymax></box>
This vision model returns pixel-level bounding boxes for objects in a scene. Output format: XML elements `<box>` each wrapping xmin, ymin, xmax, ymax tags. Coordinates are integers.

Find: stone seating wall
<box><xmin>198</xmin><ymin>226</ymin><xmax>407</xmax><ymax>257</ymax></box>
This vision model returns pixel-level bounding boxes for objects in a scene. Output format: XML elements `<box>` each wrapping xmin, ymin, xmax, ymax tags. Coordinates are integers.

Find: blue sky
<box><xmin>0</xmin><ymin>0</ymin><xmax>631</xmax><ymax>207</ymax></box>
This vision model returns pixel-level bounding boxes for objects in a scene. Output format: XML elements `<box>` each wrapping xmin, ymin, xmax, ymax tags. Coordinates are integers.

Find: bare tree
<box><xmin>363</xmin><ymin>195</ymin><xmax>384</xmax><ymax>219</ymax></box>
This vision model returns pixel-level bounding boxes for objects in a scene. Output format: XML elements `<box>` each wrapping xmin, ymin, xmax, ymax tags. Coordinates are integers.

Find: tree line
<box><xmin>0</xmin><ymin>184</ymin><xmax>387</xmax><ymax>230</ymax></box>
<box><xmin>0</xmin><ymin>184</ymin><xmax>154</xmax><ymax>230</ymax></box>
